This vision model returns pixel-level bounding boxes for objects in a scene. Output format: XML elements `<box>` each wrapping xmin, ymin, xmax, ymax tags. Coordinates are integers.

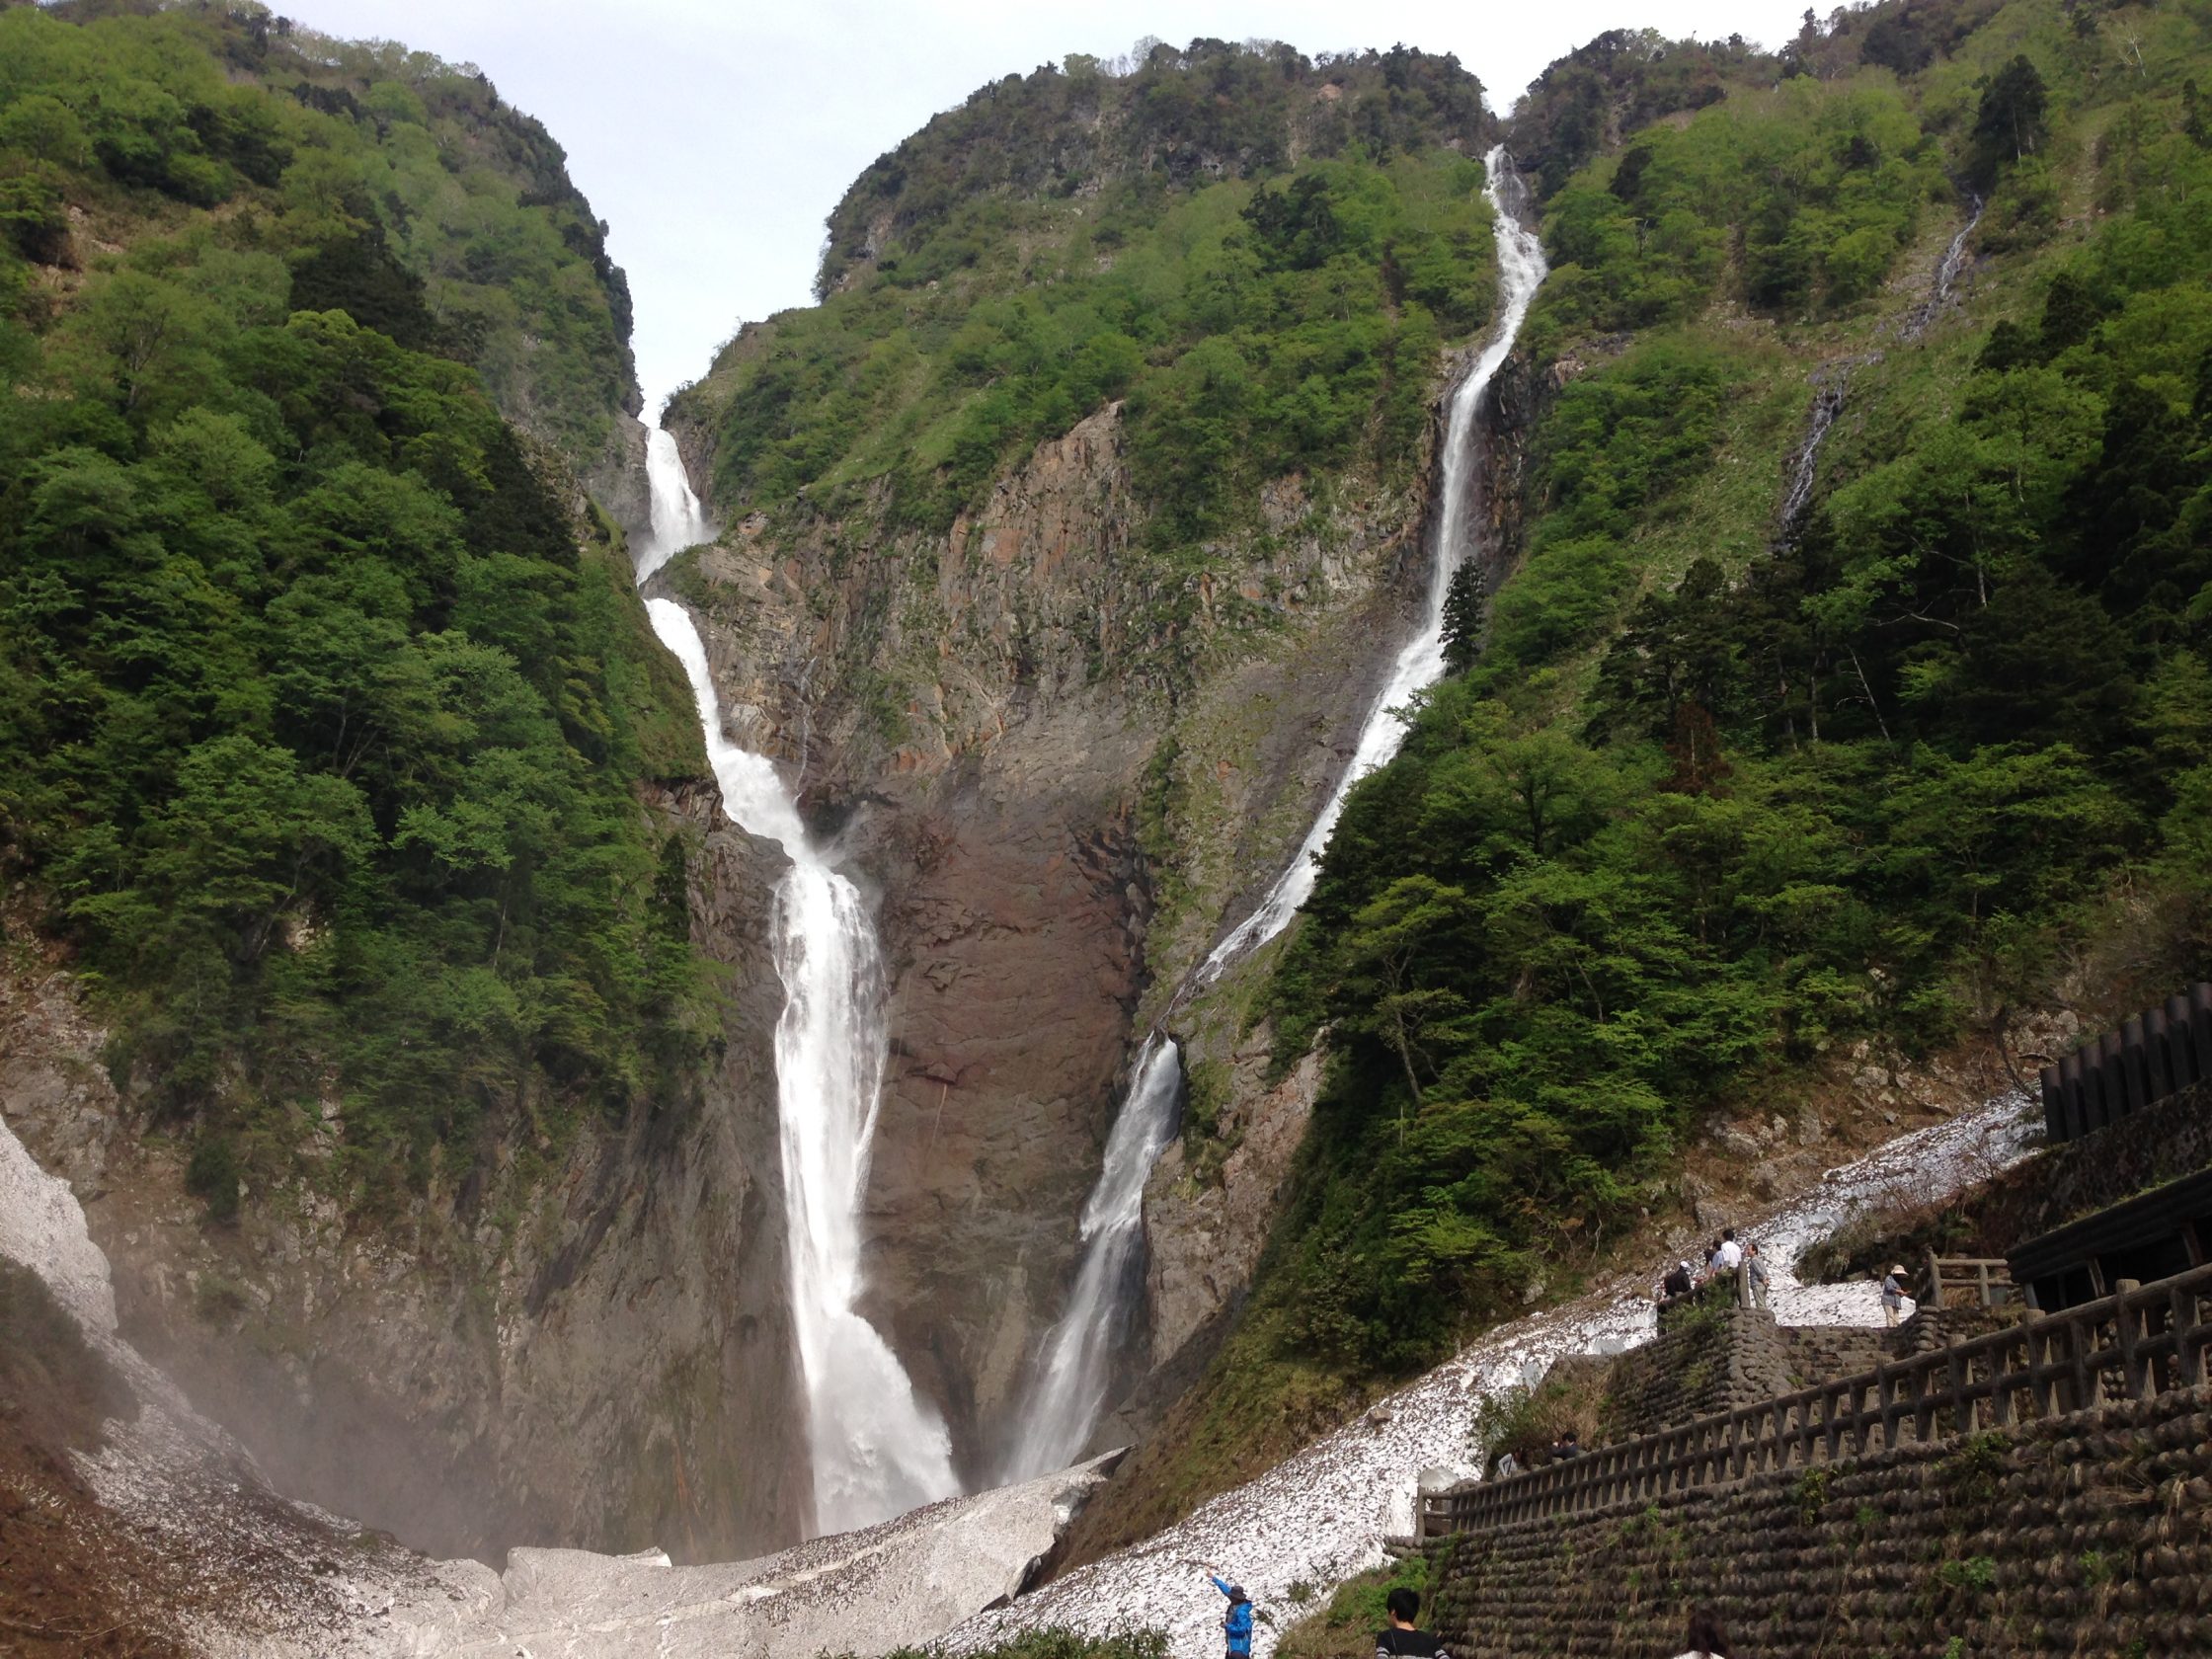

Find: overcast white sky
<box><xmin>296</xmin><ymin>1</ymin><xmax>1813</xmax><ymax>415</ymax></box>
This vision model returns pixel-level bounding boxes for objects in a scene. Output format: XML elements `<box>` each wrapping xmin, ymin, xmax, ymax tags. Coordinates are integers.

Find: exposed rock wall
<box><xmin>1426</xmin><ymin>1382</ymin><xmax>2212</xmax><ymax>1658</ymax></box>
<box><xmin>659</xmin><ymin>381</ymin><xmax>1458</xmax><ymax>1469</ymax></box>
<box><xmin>0</xmin><ymin>784</ymin><xmax>807</xmax><ymax>1564</ymax></box>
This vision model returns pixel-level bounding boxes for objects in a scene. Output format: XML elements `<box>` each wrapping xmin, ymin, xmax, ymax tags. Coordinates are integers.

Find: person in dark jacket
<box><xmin>1675</xmin><ymin>1606</ymin><xmax>1730</xmax><ymax>1657</ymax></box>
<box><xmin>1203</xmin><ymin>1566</ymin><xmax>1254</xmax><ymax>1657</ymax></box>
<box><xmin>1376</xmin><ymin>1586</ymin><xmax>1453</xmax><ymax>1656</ymax></box>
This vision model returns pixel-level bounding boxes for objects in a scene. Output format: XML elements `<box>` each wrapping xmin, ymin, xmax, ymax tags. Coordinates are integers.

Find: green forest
<box><xmin>1251</xmin><ymin>0</ymin><xmax>2212</xmax><ymax>1379</ymax></box>
<box><xmin>675</xmin><ymin>42</ymin><xmax>1502</xmax><ymax>554</ymax></box>
<box><xmin>0</xmin><ymin>2</ymin><xmax>703</xmax><ymax>1208</ymax></box>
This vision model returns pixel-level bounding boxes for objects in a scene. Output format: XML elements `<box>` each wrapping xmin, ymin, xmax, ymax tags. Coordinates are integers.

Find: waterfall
<box><xmin>1194</xmin><ymin>145</ymin><xmax>1549</xmax><ymax>984</ymax></box>
<box><xmin>636</xmin><ymin>435</ymin><xmax>960</xmax><ymax>1537</ymax></box>
<box><xmin>1906</xmin><ymin>194</ymin><xmax>1986</xmax><ymax>342</ymax></box>
<box><xmin>1776</xmin><ymin>372</ymin><xmax>1851</xmax><ymax>546</ymax></box>
<box><xmin>635</xmin><ymin>426</ymin><xmax>713</xmax><ymax>583</ymax></box>
<box><xmin>1000</xmin><ymin>1035</ymin><xmax>1184</xmax><ymax>1480</ymax></box>
<box><xmin>1001</xmin><ymin>147</ymin><xmax>1550</xmax><ymax>1481</ymax></box>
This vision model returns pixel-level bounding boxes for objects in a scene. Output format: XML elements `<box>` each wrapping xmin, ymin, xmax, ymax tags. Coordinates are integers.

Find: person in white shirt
<box><xmin>1712</xmin><ymin>1228</ymin><xmax>1742</xmax><ymax>1272</ymax></box>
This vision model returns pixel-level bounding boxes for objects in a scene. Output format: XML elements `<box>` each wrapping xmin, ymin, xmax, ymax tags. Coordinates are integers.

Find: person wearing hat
<box><xmin>1202</xmin><ymin>1564</ymin><xmax>1255</xmax><ymax>1657</ymax></box>
<box><xmin>1880</xmin><ymin>1264</ymin><xmax>1909</xmax><ymax>1326</ymax></box>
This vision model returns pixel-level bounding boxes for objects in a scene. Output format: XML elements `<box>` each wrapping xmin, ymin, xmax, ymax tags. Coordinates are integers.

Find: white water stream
<box><xmin>1195</xmin><ymin>145</ymin><xmax>1549</xmax><ymax>981</ymax></box>
<box><xmin>1003</xmin><ymin>147</ymin><xmax>1550</xmax><ymax>1481</ymax></box>
<box><xmin>1001</xmin><ymin>1034</ymin><xmax>1184</xmax><ymax>1479</ymax></box>
<box><xmin>635</xmin><ymin>436</ymin><xmax>959</xmax><ymax>1536</ymax></box>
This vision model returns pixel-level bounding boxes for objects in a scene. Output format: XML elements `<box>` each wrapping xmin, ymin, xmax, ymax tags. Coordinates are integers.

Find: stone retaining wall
<box><xmin>1776</xmin><ymin>1322</ymin><xmax>1891</xmax><ymax>1387</ymax></box>
<box><xmin>1602</xmin><ymin>1305</ymin><xmax>1798</xmax><ymax>1441</ymax></box>
<box><xmin>1426</xmin><ymin>1382</ymin><xmax>2212</xmax><ymax>1657</ymax></box>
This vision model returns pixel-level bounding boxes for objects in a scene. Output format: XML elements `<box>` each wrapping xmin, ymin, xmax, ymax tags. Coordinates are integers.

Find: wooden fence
<box><xmin>1922</xmin><ymin>1254</ymin><xmax>2015</xmax><ymax>1309</ymax></box>
<box><xmin>2041</xmin><ymin>983</ymin><xmax>2212</xmax><ymax>1146</ymax></box>
<box><xmin>1423</xmin><ymin>1260</ymin><xmax>2212</xmax><ymax>1539</ymax></box>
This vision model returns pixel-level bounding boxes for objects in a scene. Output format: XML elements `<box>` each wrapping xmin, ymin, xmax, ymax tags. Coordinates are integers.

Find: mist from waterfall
<box><xmin>1195</xmin><ymin>144</ymin><xmax>1550</xmax><ymax>983</ymax></box>
<box><xmin>1002</xmin><ymin>147</ymin><xmax>1549</xmax><ymax>1482</ymax></box>
<box><xmin>636</xmin><ymin>435</ymin><xmax>959</xmax><ymax>1537</ymax></box>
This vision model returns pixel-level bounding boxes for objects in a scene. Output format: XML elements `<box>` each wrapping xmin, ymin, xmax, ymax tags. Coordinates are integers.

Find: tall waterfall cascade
<box><xmin>634</xmin><ymin>434</ymin><xmax>960</xmax><ymax>1537</ymax></box>
<box><xmin>1196</xmin><ymin>144</ymin><xmax>1550</xmax><ymax>980</ymax></box>
<box><xmin>1002</xmin><ymin>146</ymin><xmax>1550</xmax><ymax>1482</ymax></box>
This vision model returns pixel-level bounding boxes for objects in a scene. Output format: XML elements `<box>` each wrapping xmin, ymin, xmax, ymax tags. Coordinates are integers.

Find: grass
<box><xmin>1274</xmin><ymin>1554</ymin><xmax>1431</xmax><ymax>1658</ymax></box>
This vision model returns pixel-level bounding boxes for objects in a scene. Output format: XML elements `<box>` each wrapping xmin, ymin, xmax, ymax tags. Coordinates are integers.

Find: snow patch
<box><xmin>947</xmin><ymin>1091</ymin><xmax>2036</xmax><ymax>1658</ymax></box>
<box><xmin>0</xmin><ymin>1104</ymin><xmax>118</xmax><ymax>1332</ymax></box>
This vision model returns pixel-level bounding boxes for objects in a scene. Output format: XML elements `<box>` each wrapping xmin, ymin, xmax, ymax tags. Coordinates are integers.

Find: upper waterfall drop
<box><xmin>1001</xmin><ymin>147</ymin><xmax>1549</xmax><ymax>1482</ymax></box>
<box><xmin>1197</xmin><ymin>143</ymin><xmax>1548</xmax><ymax>983</ymax></box>
<box><xmin>636</xmin><ymin>432</ymin><xmax>960</xmax><ymax>1537</ymax></box>
<box><xmin>635</xmin><ymin>425</ymin><xmax>714</xmax><ymax>582</ymax></box>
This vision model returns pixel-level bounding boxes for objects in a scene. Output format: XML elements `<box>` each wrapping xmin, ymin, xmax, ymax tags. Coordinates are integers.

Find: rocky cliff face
<box><xmin>659</xmin><ymin>364</ymin><xmax>1465</xmax><ymax>1472</ymax></box>
<box><xmin>0</xmin><ymin>785</ymin><xmax>807</xmax><ymax>1565</ymax></box>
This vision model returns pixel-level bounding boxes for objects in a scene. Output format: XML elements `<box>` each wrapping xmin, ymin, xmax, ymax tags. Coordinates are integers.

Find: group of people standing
<box><xmin>1202</xmin><ymin>1565</ymin><xmax>1730</xmax><ymax>1657</ymax></box>
<box><xmin>1656</xmin><ymin>1227</ymin><xmax>1770</xmax><ymax>1308</ymax></box>
<box><xmin>1204</xmin><ymin>1566</ymin><xmax>1452</xmax><ymax>1657</ymax></box>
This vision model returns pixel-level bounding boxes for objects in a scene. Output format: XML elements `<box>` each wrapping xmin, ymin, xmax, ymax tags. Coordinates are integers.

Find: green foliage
<box><xmin>1944</xmin><ymin>1430</ymin><xmax>2011</xmax><ymax>1504</ymax></box>
<box><xmin>0</xmin><ymin>7</ymin><xmax>707</xmax><ymax>1207</ymax></box>
<box><xmin>689</xmin><ymin>52</ymin><xmax>1500</xmax><ymax>554</ymax></box>
<box><xmin>1935</xmin><ymin>1553</ymin><xmax>1998</xmax><ymax>1592</ymax></box>
<box><xmin>816</xmin><ymin>41</ymin><xmax>1486</xmax><ymax>296</ymax></box>
<box><xmin>0</xmin><ymin>4</ymin><xmax>636</xmax><ymax>478</ymax></box>
<box><xmin>1793</xmin><ymin>1465</ymin><xmax>1831</xmax><ymax>1527</ymax></box>
<box><xmin>1248</xmin><ymin>0</ymin><xmax>2212</xmax><ymax>1381</ymax></box>
<box><xmin>1538</xmin><ymin>74</ymin><xmax>1945</xmax><ymax>333</ymax></box>
<box><xmin>184</xmin><ymin>1133</ymin><xmax>241</xmax><ymax>1224</ymax></box>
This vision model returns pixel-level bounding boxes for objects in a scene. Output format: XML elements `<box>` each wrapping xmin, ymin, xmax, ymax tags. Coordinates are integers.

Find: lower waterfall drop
<box><xmin>1000</xmin><ymin>1035</ymin><xmax>1183</xmax><ymax>1479</ymax></box>
<box><xmin>1003</xmin><ymin>145</ymin><xmax>1550</xmax><ymax>1481</ymax></box>
<box><xmin>635</xmin><ymin>435</ymin><xmax>959</xmax><ymax>1536</ymax></box>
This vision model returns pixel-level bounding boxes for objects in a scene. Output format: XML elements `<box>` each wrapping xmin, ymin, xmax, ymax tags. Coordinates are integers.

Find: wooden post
<box><xmin>2176</xmin><ymin>1281</ymin><xmax>2207</xmax><ymax>1388</ymax></box>
<box><xmin>2116</xmin><ymin>1279</ymin><xmax>2145</xmax><ymax>1399</ymax></box>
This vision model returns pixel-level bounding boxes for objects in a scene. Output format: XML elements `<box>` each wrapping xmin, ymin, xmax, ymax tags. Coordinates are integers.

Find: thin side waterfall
<box><xmin>635</xmin><ymin>435</ymin><xmax>959</xmax><ymax>1537</ymax></box>
<box><xmin>1000</xmin><ymin>146</ymin><xmax>1549</xmax><ymax>1483</ymax></box>
<box><xmin>1193</xmin><ymin>144</ymin><xmax>1549</xmax><ymax>985</ymax></box>
<box><xmin>1906</xmin><ymin>193</ymin><xmax>1986</xmax><ymax>342</ymax></box>
<box><xmin>1776</xmin><ymin>371</ymin><xmax>1851</xmax><ymax>546</ymax></box>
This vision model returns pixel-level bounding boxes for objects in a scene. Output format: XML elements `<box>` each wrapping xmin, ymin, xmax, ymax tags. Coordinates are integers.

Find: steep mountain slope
<box><xmin>0</xmin><ymin>0</ymin><xmax>803</xmax><ymax>1561</ymax></box>
<box><xmin>661</xmin><ymin>40</ymin><xmax>1509</xmax><ymax>1479</ymax></box>
<box><xmin>1059</xmin><ymin>0</ymin><xmax>2212</xmax><ymax>1564</ymax></box>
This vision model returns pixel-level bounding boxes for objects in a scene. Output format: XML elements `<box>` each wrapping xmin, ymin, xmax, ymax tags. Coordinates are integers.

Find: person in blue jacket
<box><xmin>1202</xmin><ymin>1563</ymin><xmax>1254</xmax><ymax>1656</ymax></box>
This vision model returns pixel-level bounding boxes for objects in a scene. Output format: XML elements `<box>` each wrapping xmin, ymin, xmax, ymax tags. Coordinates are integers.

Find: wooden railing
<box><xmin>1923</xmin><ymin>1254</ymin><xmax>2015</xmax><ymax>1310</ymax></box>
<box><xmin>1423</xmin><ymin>1261</ymin><xmax>2212</xmax><ymax>1539</ymax></box>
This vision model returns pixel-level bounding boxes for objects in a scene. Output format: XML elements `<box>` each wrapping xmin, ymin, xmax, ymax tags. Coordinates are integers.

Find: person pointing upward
<box><xmin>1202</xmin><ymin>1564</ymin><xmax>1254</xmax><ymax>1657</ymax></box>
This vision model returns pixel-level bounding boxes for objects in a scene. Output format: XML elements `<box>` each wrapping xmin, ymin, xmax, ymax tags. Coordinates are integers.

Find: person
<box><xmin>1661</xmin><ymin>1259</ymin><xmax>1694</xmax><ymax>1302</ymax></box>
<box><xmin>1744</xmin><ymin>1241</ymin><xmax>1770</xmax><ymax>1309</ymax></box>
<box><xmin>1376</xmin><ymin>1585</ymin><xmax>1454</xmax><ymax>1657</ymax></box>
<box><xmin>1676</xmin><ymin>1607</ymin><xmax>1730</xmax><ymax>1657</ymax></box>
<box><xmin>1551</xmin><ymin>1429</ymin><xmax>1582</xmax><ymax>1460</ymax></box>
<box><xmin>1713</xmin><ymin>1227</ymin><xmax>1743</xmax><ymax>1272</ymax></box>
<box><xmin>1203</xmin><ymin>1565</ymin><xmax>1254</xmax><ymax>1658</ymax></box>
<box><xmin>1881</xmin><ymin>1263</ymin><xmax>1909</xmax><ymax>1326</ymax></box>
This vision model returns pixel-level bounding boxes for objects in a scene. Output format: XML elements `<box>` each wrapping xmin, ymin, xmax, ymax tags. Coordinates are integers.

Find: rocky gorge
<box><xmin>13</xmin><ymin>3</ymin><xmax>2212</xmax><ymax>1653</ymax></box>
